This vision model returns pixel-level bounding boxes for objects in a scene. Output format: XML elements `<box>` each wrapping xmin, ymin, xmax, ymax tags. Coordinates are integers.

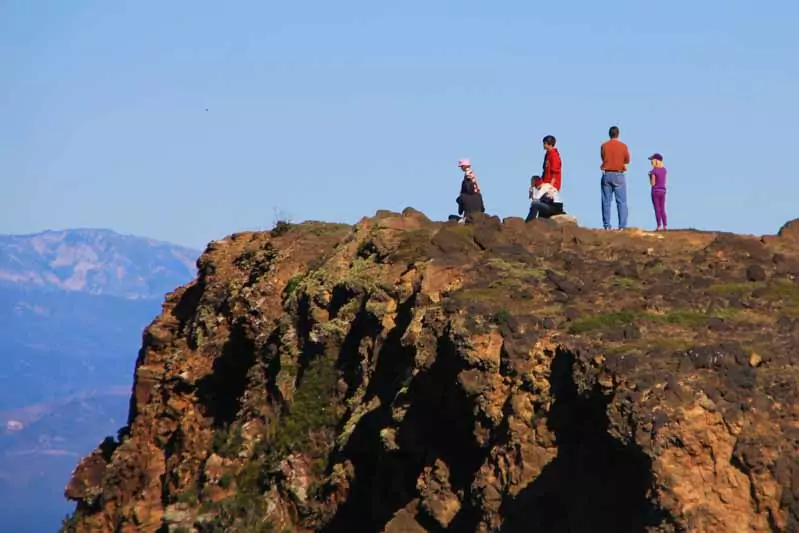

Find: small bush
<box><xmin>219</xmin><ymin>472</ymin><xmax>234</xmax><ymax>488</ymax></box>
<box><xmin>266</xmin><ymin>354</ymin><xmax>339</xmax><ymax>466</ymax></box>
<box><xmin>271</xmin><ymin>220</ymin><xmax>292</xmax><ymax>237</ymax></box>
<box><xmin>212</xmin><ymin>425</ymin><xmax>244</xmax><ymax>458</ymax></box>
<box><xmin>491</xmin><ymin>308</ymin><xmax>512</xmax><ymax>325</ymax></box>
<box><xmin>176</xmin><ymin>485</ymin><xmax>199</xmax><ymax>504</ymax></box>
<box><xmin>283</xmin><ymin>275</ymin><xmax>305</xmax><ymax>297</ymax></box>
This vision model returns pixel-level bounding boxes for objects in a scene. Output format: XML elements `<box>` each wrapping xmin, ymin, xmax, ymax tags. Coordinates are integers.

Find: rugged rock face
<box><xmin>62</xmin><ymin>211</ymin><xmax>799</xmax><ymax>532</ymax></box>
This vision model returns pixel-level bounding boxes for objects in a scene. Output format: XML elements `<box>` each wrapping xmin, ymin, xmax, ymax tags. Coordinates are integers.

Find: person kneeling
<box><xmin>456</xmin><ymin>178</ymin><xmax>485</xmax><ymax>223</ymax></box>
<box><xmin>526</xmin><ymin>175</ymin><xmax>563</xmax><ymax>221</ymax></box>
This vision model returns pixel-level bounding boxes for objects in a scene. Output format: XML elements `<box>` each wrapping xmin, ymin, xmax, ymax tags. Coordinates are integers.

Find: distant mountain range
<box><xmin>0</xmin><ymin>229</ymin><xmax>200</xmax><ymax>533</ymax></box>
<box><xmin>0</xmin><ymin>228</ymin><xmax>197</xmax><ymax>299</ymax></box>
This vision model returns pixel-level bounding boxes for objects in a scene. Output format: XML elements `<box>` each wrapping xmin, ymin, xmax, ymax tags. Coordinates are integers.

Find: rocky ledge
<box><xmin>62</xmin><ymin>211</ymin><xmax>799</xmax><ymax>533</ymax></box>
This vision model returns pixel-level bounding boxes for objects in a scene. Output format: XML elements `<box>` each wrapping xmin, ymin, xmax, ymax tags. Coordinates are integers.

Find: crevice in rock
<box><xmin>335</xmin><ymin>297</ymin><xmax>380</xmax><ymax>400</ymax></box>
<box><xmin>323</xmin><ymin>326</ymin><xmax>489</xmax><ymax>532</ymax></box>
<box><xmin>329</xmin><ymin>285</ymin><xmax>360</xmax><ymax>319</ymax></box>
<box><xmin>471</xmin><ymin>235</ymin><xmax>487</xmax><ymax>251</ymax></box>
<box><xmin>319</xmin><ymin>296</ymin><xmax>420</xmax><ymax>532</ymax></box>
<box><xmin>362</xmin><ymin>294</ymin><xmax>416</xmax><ymax>405</ymax></box>
<box><xmin>261</xmin><ymin>328</ymin><xmax>286</xmax><ymax>407</ymax></box>
<box><xmin>196</xmin><ymin>324</ymin><xmax>256</xmax><ymax>428</ymax></box>
<box><xmin>409</xmin><ymin>331</ymin><xmax>489</xmax><ymax>532</ymax></box>
<box><xmin>295</xmin><ymin>292</ymin><xmax>329</xmax><ymax>385</ymax></box>
<box><xmin>500</xmin><ymin>347</ymin><xmax>672</xmax><ymax>533</ymax></box>
<box><xmin>170</xmin><ymin>281</ymin><xmax>204</xmax><ymax>325</ymax></box>
<box><xmin>401</xmin><ymin>331</ymin><xmax>488</xmax><ymax>491</ymax></box>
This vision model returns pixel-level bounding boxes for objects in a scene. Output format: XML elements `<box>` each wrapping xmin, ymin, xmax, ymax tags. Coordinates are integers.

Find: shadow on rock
<box><xmin>322</xmin><ymin>321</ymin><xmax>487</xmax><ymax>532</ymax></box>
<box><xmin>195</xmin><ymin>324</ymin><xmax>256</xmax><ymax>428</ymax></box>
<box><xmin>500</xmin><ymin>347</ymin><xmax>672</xmax><ymax>533</ymax></box>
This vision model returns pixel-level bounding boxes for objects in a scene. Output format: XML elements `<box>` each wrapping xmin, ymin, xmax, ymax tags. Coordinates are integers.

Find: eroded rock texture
<box><xmin>62</xmin><ymin>211</ymin><xmax>799</xmax><ymax>532</ymax></box>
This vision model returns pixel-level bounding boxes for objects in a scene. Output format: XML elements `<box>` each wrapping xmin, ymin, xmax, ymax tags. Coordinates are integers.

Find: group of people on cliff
<box><xmin>455</xmin><ymin>126</ymin><xmax>669</xmax><ymax>231</ymax></box>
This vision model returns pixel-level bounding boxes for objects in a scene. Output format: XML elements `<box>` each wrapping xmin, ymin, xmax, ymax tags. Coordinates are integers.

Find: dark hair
<box><xmin>609</xmin><ymin>126</ymin><xmax>620</xmax><ymax>139</ymax></box>
<box><xmin>542</xmin><ymin>135</ymin><xmax>556</xmax><ymax>146</ymax></box>
<box><xmin>531</xmin><ymin>174</ymin><xmax>541</xmax><ymax>183</ymax></box>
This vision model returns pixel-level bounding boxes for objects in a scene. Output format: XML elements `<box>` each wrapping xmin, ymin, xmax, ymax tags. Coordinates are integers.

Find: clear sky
<box><xmin>2</xmin><ymin>1</ymin><xmax>798</xmax><ymax>249</ymax></box>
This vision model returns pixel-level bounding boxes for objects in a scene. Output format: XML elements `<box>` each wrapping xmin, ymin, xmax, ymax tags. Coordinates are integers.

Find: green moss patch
<box><xmin>283</xmin><ymin>275</ymin><xmax>306</xmax><ymax>298</ymax></box>
<box><xmin>211</xmin><ymin>424</ymin><xmax>244</xmax><ymax>458</ymax></box>
<box><xmin>708</xmin><ymin>279</ymin><xmax>799</xmax><ymax>317</ymax></box>
<box><xmin>267</xmin><ymin>353</ymin><xmax>340</xmax><ymax>463</ymax></box>
<box><xmin>707</xmin><ymin>282</ymin><xmax>765</xmax><ymax>296</ymax></box>
<box><xmin>569</xmin><ymin>311</ymin><xmax>637</xmax><ymax>334</ymax></box>
<box><xmin>604</xmin><ymin>337</ymin><xmax>696</xmax><ymax>357</ymax></box>
<box><xmin>484</xmin><ymin>257</ymin><xmax>549</xmax><ymax>281</ymax></box>
<box><xmin>568</xmin><ymin>308</ymin><xmax>743</xmax><ymax>334</ymax></box>
<box><xmin>609</xmin><ymin>277</ymin><xmax>643</xmax><ymax>291</ymax></box>
<box><xmin>449</xmin><ymin>287</ymin><xmax>509</xmax><ymax>305</ymax></box>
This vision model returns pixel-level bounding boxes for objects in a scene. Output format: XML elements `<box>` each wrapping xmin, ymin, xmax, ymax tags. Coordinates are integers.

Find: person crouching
<box><xmin>526</xmin><ymin>175</ymin><xmax>561</xmax><ymax>221</ymax></box>
<box><xmin>456</xmin><ymin>160</ymin><xmax>485</xmax><ymax>222</ymax></box>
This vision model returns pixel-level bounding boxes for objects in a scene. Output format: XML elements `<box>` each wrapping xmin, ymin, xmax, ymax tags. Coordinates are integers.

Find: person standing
<box><xmin>600</xmin><ymin>126</ymin><xmax>630</xmax><ymax>229</ymax></box>
<box><xmin>541</xmin><ymin>135</ymin><xmax>562</xmax><ymax>192</ymax></box>
<box><xmin>648</xmin><ymin>153</ymin><xmax>668</xmax><ymax>230</ymax></box>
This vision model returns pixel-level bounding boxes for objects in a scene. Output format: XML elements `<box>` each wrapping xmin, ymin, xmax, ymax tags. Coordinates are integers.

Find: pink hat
<box><xmin>457</xmin><ymin>159</ymin><xmax>471</xmax><ymax>167</ymax></box>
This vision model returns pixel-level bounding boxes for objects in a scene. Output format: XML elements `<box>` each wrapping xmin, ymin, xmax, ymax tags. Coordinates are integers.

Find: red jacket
<box><xmin>542</xmin><ymin>148</ymin><xmax>562</xmax><ymax>191</ymax></box>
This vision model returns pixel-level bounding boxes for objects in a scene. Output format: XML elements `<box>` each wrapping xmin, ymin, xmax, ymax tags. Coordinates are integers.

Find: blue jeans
<box><xmin>601</xmin><ymin>172</ymin><xmax>628</xmax><ymax>229</ymax></box>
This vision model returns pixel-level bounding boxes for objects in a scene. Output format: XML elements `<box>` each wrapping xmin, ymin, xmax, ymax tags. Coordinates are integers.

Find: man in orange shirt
<box><xmin>600</xmin><ymin>126</ymin><xmax>630</xmax><ymax>229</ymax></box>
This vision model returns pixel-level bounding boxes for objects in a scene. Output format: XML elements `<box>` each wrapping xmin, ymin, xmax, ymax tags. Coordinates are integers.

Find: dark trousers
<box><xmin>526</xmin><ymin>200</ymin><xmax>556</xmax><ymax>222</ymax></box>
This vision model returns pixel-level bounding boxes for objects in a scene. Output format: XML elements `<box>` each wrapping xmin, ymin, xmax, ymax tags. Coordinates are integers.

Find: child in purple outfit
<box><xmin>648</xmin><ymin>153</ymin><xmax>668</xmax><ymax>231</ymax></box>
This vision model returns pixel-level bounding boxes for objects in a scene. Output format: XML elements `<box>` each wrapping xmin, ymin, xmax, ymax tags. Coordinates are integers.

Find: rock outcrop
<box><xmin>62</xmin><ymin>211</ymin><xmax>799</xmax><ymax>532</ymax></box>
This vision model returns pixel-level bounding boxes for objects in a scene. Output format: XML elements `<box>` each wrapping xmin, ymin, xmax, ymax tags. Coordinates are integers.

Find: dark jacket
<box><xmin>460</xmin><ymin>177</ymin><xmax>479</xmax><ymax>195</ymax></box>
<box><xmin>457</xmin><ymin>187</ymin><xmax>485</xmax><ymax>216</ymax></box>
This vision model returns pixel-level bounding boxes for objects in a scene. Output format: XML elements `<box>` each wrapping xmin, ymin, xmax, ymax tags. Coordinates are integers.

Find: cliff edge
<box><xmin>62</xmin><ymin>211</ymin><xmax>799</xmax><ymax>532</ymax></box>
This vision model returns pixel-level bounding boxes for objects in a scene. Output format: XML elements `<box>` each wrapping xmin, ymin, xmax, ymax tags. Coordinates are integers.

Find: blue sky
<box><xmin>2</xmin><ymin>1</ymin><xmax>798</xmax><ymax>249</ymax></box>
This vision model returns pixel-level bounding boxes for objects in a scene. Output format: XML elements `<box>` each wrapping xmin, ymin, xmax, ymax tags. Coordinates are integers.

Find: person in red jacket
<box><xmin>541</xmin><ymin>135</ymin><xmax>562</xmax><ymax>191</ymax></box>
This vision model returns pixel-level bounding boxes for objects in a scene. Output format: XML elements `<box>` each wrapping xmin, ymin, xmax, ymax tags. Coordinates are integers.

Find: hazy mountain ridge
<box><xmin>0</xmin><ymin>228</ymin><xmax>198</xmax><ymax>299</ymax></box>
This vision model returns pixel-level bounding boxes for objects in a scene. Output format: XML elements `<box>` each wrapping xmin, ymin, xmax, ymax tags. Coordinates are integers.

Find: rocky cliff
<box><xmin>62</xmin><ymin>211</ymin><xmax>799</xmax><ymax>533</ymax></box>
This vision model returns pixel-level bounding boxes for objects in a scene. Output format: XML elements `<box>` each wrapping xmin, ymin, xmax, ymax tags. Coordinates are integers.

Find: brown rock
<box><xmin>777</xmin><ymin>217</ymin><xmax>799</xmax><ymax>241</ymax></box>
<box><xmin>746</xmin><ymin>264</ymin><xmax>768</xmax><ymax>282</ymax></box>
<box><xmin>61</xmin><ymin>212</ymin><xmax>799</xmax><ymax>533</ymax></box>
<box><xmin>384</xmin><ymin>507</ymin><xmax>427</xmax><ymax>533</ymax></box>
<box><xmin>65</xmin><ymin>450</ymin><xmax>108</xmax><ymax>502</ymax></box>
<box><xmin>416</xmin><ymin>460</ymin><xmax>461</xmax><ymax>527</ymax></box>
